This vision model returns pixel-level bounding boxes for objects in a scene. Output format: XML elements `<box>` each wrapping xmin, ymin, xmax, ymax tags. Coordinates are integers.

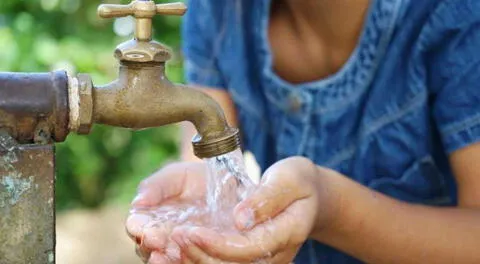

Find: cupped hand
<box><xmin>170</xmin><ymin>157</ymin><xmax>341</xmax><ymax>264</ymax></box>
<box><xmin>125</xmin><ymin>161</ymin><xmax>210</xmax><ymax>264</ymax></box>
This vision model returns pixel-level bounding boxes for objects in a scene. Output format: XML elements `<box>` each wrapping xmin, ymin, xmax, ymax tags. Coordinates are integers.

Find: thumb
<box><xmin>234</xmin><ymin>157</ymin><xmax>313</xmax><ymax>230</ymax></box>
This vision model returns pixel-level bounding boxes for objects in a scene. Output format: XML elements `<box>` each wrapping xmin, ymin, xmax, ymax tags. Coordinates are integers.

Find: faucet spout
<box><xmin>92</xmin><ymin>62</ymin><xmax>239</xmax><ymax>158</ymax></box>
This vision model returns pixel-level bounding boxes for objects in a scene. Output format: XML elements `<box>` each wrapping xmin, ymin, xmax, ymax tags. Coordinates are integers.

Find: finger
<box><xmin>133</xmin><ymin>162</ymin><xmax>206</xmax><ymax>207</ymax></box>
<box><xmin>234</xmin><ymin>159</ymin><xmax>312</xmax><ymax>230</ymax></box>
<box><xmin>142</xmin><ymin>222</ymin><xmax>174</xmax><ymax>250</ymax></box>
<box><xmin>183</xmin><ymin>259</ymin><xmax>195</xmax><ymax>264</ymax></box>
<box><xmin>181</xmin><ymin>244</ymin><xmax>242</xmax><ymax>264</ymax></box>
<box><xmin>267</xmin><ymin>246</ymin><xmax>299</xmax><ymax>264</ymax></box>
<box><xmin>149</xmin><ymin>250</ymin><xmax>182</xmax><ymax>264</ymax></box>
<box><xmin>164</xmin><ymin>240</ymin><xmax>181</xmax><ymax>262</ymax></box>
<box><xmin>149</xmin><ymin>251</ymin><xmax>171</xmax><ymax>264</ymax></box>
<box><xmin>171</xmin><ymin>226</ymin><xmax>273</xmax><ymax>262</ymax></box>
<box><xmin>126</xmin><ymin>213</ymin><xmax>153</xmax><ymax>240</ymax></box>
<box><xmin>171</xmin><ymin>227</ymin><xmax>213</xmax><ymax>263</ymax></box>
<box><xmin>183</xmin><ymin>244</ymin><xmax>217</xmax><ymax>264</ymax></box>
<box><xmin>136</xmin><ymin>244</ymin><xmax>152</xmax><ymax>263</ymax></box>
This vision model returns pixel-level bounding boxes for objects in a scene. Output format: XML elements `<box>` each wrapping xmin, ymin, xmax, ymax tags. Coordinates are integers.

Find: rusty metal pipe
<box><xmin>0</xmin><ymin>71</ymin><xmax>69</xmax><ymax>143</ymax></box>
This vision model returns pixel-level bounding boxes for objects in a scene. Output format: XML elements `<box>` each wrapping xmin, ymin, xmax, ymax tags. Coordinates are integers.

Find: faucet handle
<box><xmin>98</xmin><ymin>1</ymin><xmax>187</xmax><ymax>41</ymax></box>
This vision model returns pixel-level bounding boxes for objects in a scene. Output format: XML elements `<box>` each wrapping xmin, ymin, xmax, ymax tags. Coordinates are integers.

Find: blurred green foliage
<box><xmin>0</xmin><ymin>0</ymin><xmax>184</xmax><ymax>210</ymax></box>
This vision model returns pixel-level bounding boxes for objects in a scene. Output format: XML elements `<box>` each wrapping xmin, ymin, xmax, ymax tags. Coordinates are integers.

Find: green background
<box><xmin>0</xmin><ymin>0</ymin><xmax>184</xmax><ymax>210</ymax></box>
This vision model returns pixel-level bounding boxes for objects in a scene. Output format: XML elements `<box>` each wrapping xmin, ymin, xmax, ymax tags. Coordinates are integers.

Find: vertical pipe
<box><xmin>0</xmin><ymin>133</ymin><xmax>55</xmax><ymax>264</ymax></box>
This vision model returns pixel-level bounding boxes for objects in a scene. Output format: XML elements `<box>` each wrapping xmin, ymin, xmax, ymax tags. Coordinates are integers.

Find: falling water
<box><xmin>204</xmin><ymin>148</ymin><xmax>257</xmax><ymax>230</ymax></box>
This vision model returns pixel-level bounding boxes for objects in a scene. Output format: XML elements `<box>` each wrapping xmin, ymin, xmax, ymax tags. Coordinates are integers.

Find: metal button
<box><xmin>288</xmin><ymin>93</ymin><xmax>302</xmax><ymax>113</ymax></box>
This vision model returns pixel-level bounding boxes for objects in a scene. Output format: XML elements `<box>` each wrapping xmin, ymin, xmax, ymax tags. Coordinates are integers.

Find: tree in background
<box><xmin>0</xmin><ymin>0</ymin><xmax>183</xmax><ymax>210</ymax></box>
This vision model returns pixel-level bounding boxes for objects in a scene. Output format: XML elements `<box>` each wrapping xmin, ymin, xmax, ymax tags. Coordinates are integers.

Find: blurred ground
<box><xmin>56</xmin><ymin>205</ymin><xmax>141</xmax><ymax>264</ymax></box>
<box><xmin>56</xmin><ymin>152</ymin><xmax>260</xmax><ymax>263</ymax></box>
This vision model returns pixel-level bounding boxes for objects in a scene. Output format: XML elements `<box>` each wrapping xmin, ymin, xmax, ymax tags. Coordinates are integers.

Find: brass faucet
<box><xmin>69</xmin><ymin>1</ymin><xmax>240</xmax><ymax>158</ymax></box>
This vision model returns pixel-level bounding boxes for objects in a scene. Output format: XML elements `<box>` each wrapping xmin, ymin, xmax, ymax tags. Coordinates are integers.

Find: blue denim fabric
<box><xmin>182</xmin><ymin>0</ymin><xmax>480</xmax><ymax>263</ymax></box>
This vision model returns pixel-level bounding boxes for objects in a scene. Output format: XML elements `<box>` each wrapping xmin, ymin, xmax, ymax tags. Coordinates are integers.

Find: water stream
<box><xmin>204</xmin><ymin>148</ymin><xmax>257</xmax><ymax>230</ymax></box>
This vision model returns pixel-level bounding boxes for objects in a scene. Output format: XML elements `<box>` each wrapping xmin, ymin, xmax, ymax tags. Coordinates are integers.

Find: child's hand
<box><xmin>126</xmin><ymin>162</ymin><xmax>208</xmax><ymax>264</ymax></box>
<box><xmin>171</xmin><ymin>157</ymin><xmax>342</xmax><ymax>264</ymax></box>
